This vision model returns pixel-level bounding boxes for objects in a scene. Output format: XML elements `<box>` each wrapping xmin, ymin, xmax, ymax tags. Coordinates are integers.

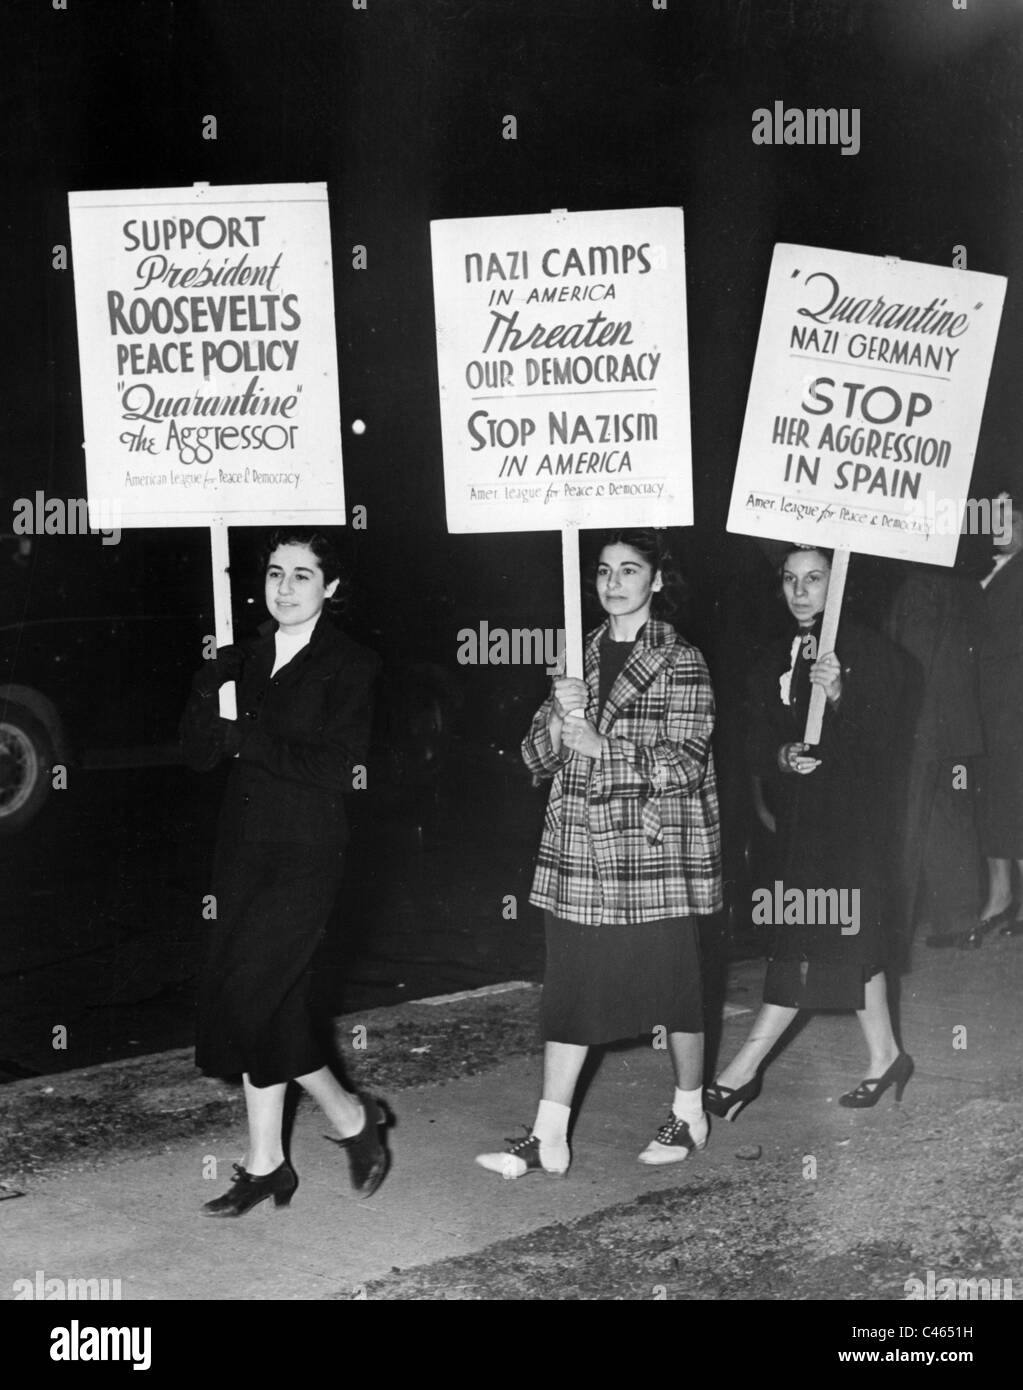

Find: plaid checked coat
<box><xmin>523</xmin><ymin>617</ymin><xmax>722</xmax><ymax>927</ymax></box>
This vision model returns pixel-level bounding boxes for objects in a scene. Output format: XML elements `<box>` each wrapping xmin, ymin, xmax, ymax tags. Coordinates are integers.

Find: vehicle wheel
<box><xmin>0</xmin><ymin>706</ymin><xmax>55</xmax><ymax>835</ymax></box>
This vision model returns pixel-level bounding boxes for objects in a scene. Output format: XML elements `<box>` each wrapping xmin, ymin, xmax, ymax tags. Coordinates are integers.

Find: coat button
<box><xmin>242</xmin><ymin>794</ymin><xmax>251</xmax><ymax>805</ymax></box>
<box><xmin>245</xmin><ymin>710</ymin><xmax>257</xmax><ymax>720</ymax></box>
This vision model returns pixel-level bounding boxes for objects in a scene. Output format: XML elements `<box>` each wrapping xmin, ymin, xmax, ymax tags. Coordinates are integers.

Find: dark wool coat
<box><xmin>979</xmin><ymin>552</ymin><xmax>1023</xmax><ymax>755</ymax></box>
<box><xmin>885</xmin><ymin>567</ymin><xmax>985</xmax><ymax>762</ymax></box>
<box><xmin>746</xmin><ymin>615</ymin><xmax>904</xmax><ymax>966</ymax></box>
<box><xmin>180</xmin><ymin>615</ymin><xmax>379</xmax><ymax>1085</ymax></box>
<box><xmin>179</xmin><ymin>615</ymin><xmax>379</xmax><ymax>845</ymax></box>
<box><xmin>978</xmin><ymin>552</ymin><xmax>1023</xmax><ymax>854</ymax></box>
<box><xmin>883</xmin><ymin>568</ymin><xmax>985</xmax><ymax>935</ymax></box>
<box><xmin>523</xmin><ymin>617</ymin><xmax>722</xmax><ymax>927</ymax></box>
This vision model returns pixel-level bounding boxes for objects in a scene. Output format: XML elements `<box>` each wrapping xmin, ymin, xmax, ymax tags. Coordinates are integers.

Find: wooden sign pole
<box><xmin>209</xmin><ymin>519</ymin><xmax>237</xmax><ymax>721</ymax></box>
<box><xmin>549</xmin><ymin>210</ymin><xmax>587</xmax><ymax>711</ymax></box>
<box><xmin>560</xmin><ymin>522</ymin><xmax>586</xmax><ymax>718</ymax></box>
<box><xmin>193</xmin><ymin>185</ymin><xmax>234</xmax><ymax>723</ymax></box>
<box><xmin>803</xmin><ymin>546</ymin><xmax>849</xmax><ymax>745</ymax></box>
<box><xmin>561</xmin><ymin>522</ymin><xmax>584</xmax><ymax>677</ymax></box>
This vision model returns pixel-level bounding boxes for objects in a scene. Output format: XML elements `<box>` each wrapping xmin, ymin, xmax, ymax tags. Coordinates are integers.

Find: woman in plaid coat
<box><xmin>477</xmin><ymin>529</ymin><xmax>722</xmax><ymax>1179</ymax></box>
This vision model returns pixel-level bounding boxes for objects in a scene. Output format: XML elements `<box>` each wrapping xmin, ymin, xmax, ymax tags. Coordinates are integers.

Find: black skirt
<box><xmin>541</xmin><ymin>911</ymin><xmax>704</xmax><ymax>1045</ymax></box>
<box><xmin>762</xmin><ymin>958</ymin><xmax>881</xmax><ymax>1011</ymax></box>
<box><xmin>195</xmin><ymin>835</ymin><xmax>345</xmax><ymax>1088</ymax></box>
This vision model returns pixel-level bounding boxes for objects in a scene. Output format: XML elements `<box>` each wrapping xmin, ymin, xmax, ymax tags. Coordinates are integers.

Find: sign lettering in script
<box><xmin>430</xmin><ymin>207</ymin><xmax>692</xmax><ymax>532</ymax></box>
<box><xmin>68</xmin><ymin>182</ymin><xmax>345</xmax><ymax>528</ymax></box>
<box><xmin>727</xmin><ymin>243</ymin><xmax>1006</xmax><ymax>565</ymax></box>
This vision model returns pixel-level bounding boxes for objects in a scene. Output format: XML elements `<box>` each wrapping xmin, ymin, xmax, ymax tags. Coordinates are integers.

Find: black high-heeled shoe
<box><xmin>325</xmin><ymin>1092</ymin><xmax>389</xmax><ymax>1197</ymax></box>
<box><xmin>201</xmin><ymin>1160</ymin><xmax>297</xmax><ymax>1217</ymax></box>
<box><xmin>927</xmin><ymin>907</ymin><xmax>1009</xmax><ymax>949</ymax></box>
<box><xmin>838</xmin><ymin>1052</ymin><xmax>913</xmax><ymax>1108</ymax></box>
<box><xmin>704</xmin><ymin>1072</ymin><xmax>762</xmax><ymax>1121</ymax></box>
<box><xmin>959</xmin><ymin>907</ymin><xmax>1012</xmax><ymax>950</ymax></box>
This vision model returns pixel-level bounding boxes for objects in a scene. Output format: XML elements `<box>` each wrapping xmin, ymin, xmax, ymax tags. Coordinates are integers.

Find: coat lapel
<box><xmin>261</xmin><ymin>614</ymin><xmax>335</xmax><ymax>687</ymax></box>
<box><xmin>244</xmin><ymin>625</ymin><xmax>276</xmax><ymax>689</ymax></box>
<box><xmin>588</xmin><ymin>618</ymin><xmax>676</xmax><ymax>735</ymax></box>
<box><xmin>583</xmin><ymin>625</ymin><xmax>603</xmax><ymax>724</ymax></box>
<box><xmin>984</xmin><ymin>550</ymin><xmax>1023</xmax><ymax>613</ymax></box>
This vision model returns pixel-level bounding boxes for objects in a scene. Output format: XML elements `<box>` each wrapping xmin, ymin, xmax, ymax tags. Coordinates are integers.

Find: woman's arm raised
<box><xmin>521</xmin><ymin>675</ymin><xmax>588</xmax><ymax>777</ymax></box>
<box><xmin>178</xmin><ymin>645</ymin><xmax>245</xmax><ymax>772</ymax></box>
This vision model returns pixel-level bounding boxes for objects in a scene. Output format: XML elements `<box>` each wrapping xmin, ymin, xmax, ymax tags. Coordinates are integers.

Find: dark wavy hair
<box><xmin>588</xmin><ymin>527</ymin><xmax>687</xmax><ymax>619</ymax></box>
<box><xmin>778</xmin><ymin>541</ymin><xmax>833</xmax><ymax>576</ymax></box>
<box><xmin>259</xmin><ymin>527</ymin><xmax>350</xmax><ymax>613</ymax></box>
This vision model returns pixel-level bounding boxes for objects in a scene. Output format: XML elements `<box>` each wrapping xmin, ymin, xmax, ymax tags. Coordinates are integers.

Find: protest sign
<box><xmin>431</xmin><ymin>206</ymin><xmax>691</xmax><ymax>533</ymax></box>
<box><xmin>431</xmin><ymin>206</ymin><xmax>692</xmax><ymax>671</ymax></box>
<box><xmin>68</xmin><ymin>181</ymin><xmax>345</xmax><ymax>529</ymax></box>
<box><xmin>727</xmin><ymin>243</ymin><xmax>1006</xmax><ymax>741</ymax></box>
<box><xmin>69</xmin><ymin>182</ymin><xmax>347</xmax><ymax>715</ymax></box>
<box><xmin>727</xmin><ymin>243</ymin><xmax>1006</xmax><ymax>566</ymax></box>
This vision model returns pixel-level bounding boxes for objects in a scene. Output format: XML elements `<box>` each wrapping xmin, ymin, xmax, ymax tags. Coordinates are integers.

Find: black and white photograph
<box><xmin>0</xmin><ymin>0</ymin><xmax>1020</xmax><ymax>1347</ymax></box>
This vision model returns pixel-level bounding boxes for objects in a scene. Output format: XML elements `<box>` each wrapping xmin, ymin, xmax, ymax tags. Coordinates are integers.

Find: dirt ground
<box><xmin>3</xmin><ymin>984</ymin><xmax>1020</xmax><ymax>1305</ymax></box>
<box><xmin>354</xmin><ymin>1089</ymin><xmax>1022</xmax><ymax>1301</ymax></box>
<box><xmin>0</xmin><ymin>988</ymin><xmax>546</xmax><ymax>1185</ymax></box>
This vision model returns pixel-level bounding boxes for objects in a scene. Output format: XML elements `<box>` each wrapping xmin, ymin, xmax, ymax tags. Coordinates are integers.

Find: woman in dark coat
<box><xmin>476</xmin><ymin>529</ymin><xmax>722</xmax><ymax>1178</ymax></box>
<box><xmin>706</xmin><ymin>545</ymin><xmax>912</xmax><ymax>1119</ymax></box>
<box><xmin>974</xmin><ymin>493</ymin><xmax>1023</xmax><ymax>942</ymax></box>
<box><xmin>883</xmin><ymin>564</ymin><xmax>984</xmax><ymax>953</ymax></box>
<box><xmin>180</xmin><ymin>528</ymin><xmax>387</xmax><ymax>1215</ymax></box>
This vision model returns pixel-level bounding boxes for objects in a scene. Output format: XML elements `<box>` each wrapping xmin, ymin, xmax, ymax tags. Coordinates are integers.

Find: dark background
<box><xmin>3</xmin><ymin>0</ymin><xmax>1021</xmax><ymax>602</ymax></box>
<box><xmin>0</xmin><ymin>0</ymin><xmax>1020</xmax><ymax>1075</ymax></box>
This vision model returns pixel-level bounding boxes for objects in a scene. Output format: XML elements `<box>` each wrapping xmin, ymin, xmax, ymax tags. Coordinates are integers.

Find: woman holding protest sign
<box><xmin>706</xmin><ymin>544</ymin><xmax>912</xmax><ymax>1120</ymax></box>
<box><xmin>476</xmin><ymin>528</ymin><xmax>722</xmax><ymax>1178</ymax></box>
<box><xmin>179</xmin><ymin>528</ymin><xmax>388</xmax><ymax>1215</ymax></box>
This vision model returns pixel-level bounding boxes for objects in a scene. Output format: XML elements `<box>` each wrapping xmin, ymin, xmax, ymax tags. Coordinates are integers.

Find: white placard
<box><xmin>430</xmin><ymin>207</ymin><xmax>692</xmax><ymax>533</ymax></box>
<box><xmin>68</xmin><ymin>182</ymin><xmax>346</xmax><ymax>528</ymax></box>
<box><xmin>727</xmin><ymin>244</ymin><xmax>1006</xmax><ymax>565</ymax></box>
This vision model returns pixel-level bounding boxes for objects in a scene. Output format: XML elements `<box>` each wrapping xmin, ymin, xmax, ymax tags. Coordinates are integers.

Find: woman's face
<box><xmin>782</xmin><ymin>550</ymin><xmax>831</xmax><ymax>625</ymax></box>
<box><xmin>265</xmin><ymin>543</ymin><xmax>338</xmax><ymax>631</ymax></box>
<box><xmin>596</xmin><ymin>543</ymin><xmax>662</xmax><ymax>621</ymax></box>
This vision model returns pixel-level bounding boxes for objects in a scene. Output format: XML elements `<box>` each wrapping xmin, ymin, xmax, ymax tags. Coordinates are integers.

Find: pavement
<box><xmin>0</xmin><ymin>933</ymin><xmax>1021</xmax><ymax>1302</ymax></box>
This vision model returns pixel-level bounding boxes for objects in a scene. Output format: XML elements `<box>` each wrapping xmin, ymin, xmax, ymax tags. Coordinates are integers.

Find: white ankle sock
<box><xmin>532</xmin><ymin>1099</ymin><xmax>571</xmax><ymax>1167</ymax></box>
<box><xmin>672</xmin><ymin>1086</ymin><xmax>707</xmax><ymax>1140</ymax></box>
<box><xmin>532</xmin><ymin>1098</ymin><xmax>570</xmax><ymax>1145</ymax></box>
